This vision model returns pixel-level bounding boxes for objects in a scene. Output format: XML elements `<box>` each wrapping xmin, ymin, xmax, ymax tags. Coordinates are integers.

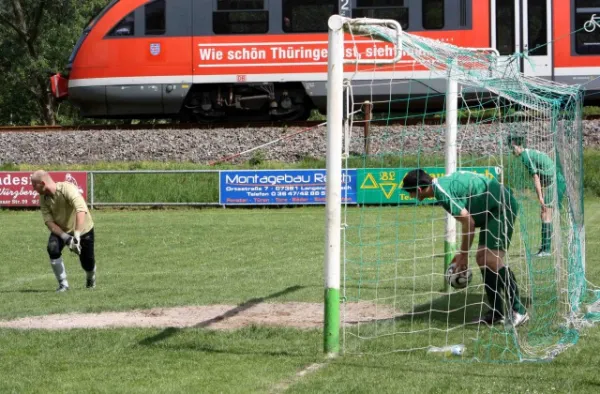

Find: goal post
<box><xmin>443</xmin><ymin>77</ymin><xmax>458</xmax><ymax>292</ymax></box>
<box><xmin>324</xmin><ymin>15</ymin><xmax>403</xmax><ymax>356</ymax></box>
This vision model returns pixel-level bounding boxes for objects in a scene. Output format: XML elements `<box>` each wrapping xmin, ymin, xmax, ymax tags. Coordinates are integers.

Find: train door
<box><xmin>522</xmin><ymin>0</ymin><xmax>553</xmax><ymax>77</ymax></box>
<box><xmin>491</xmin><ymin>0</ymin><xmax>522</xmax><ymax>64</ymax></box>
<box><xmin>491</xmin><ymin>0</ymin><xmax>552</xmax><ymax>77</ymax></box>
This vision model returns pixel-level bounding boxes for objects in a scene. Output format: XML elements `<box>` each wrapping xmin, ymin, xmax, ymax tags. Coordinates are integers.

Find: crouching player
<box><xmin>401</xmin><ymin>169</ymin><xmax>528</xmax><ymax>326</ymax></box>
<box><xmin>31</xmin><ymin>170</ymin><xmax>96</xmax><ymax>292</ymax></box>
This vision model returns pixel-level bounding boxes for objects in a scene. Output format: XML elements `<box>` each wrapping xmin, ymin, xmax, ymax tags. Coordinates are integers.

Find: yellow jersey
<box><xmin>40</xmin><ymin>182</ymin><xmax>94</xmax><ymax>234</ymax></box>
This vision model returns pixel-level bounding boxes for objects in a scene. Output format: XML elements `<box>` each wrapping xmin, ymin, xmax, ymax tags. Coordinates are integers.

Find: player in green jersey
<box><xmin>508</xmin><ymin>134</ymin><xmax>566</xmax><ymax>257</ymax></box>
<box><xmin>402</xmin><ymin>169</ymin><xmax>529</xmax><ymax>327</ymax></box>
<box><xmin>31</xmin><ymin>170</ymin><xmax>97</xmax><ymax>292</ymax></box>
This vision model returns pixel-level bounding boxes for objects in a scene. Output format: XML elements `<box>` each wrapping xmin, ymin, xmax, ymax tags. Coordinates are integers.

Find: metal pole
<box><xmin>90</xmin><ymin>172</ymin><xmax>94</xmax><ymax>210</ymax></box>
<box><xmin>324</xmin><ymin>14</ymin><xmax>344</xmax><ymax>356</ymax></box>
<box><xmin>444</xmin><ymin>77</ymin><xmax>458</xmax><ymax>291</ymax></box>
<box><xmin>364</xmin><ymin>101</ymin><xmax>372</xmax><ymax>156</ymax></box>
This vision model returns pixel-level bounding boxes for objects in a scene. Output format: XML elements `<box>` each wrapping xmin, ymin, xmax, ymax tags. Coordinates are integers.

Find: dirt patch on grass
<box><xmin>0</xmin><ymin>302</ymin><xmax>398</xmax><ymax>330</ymax></box>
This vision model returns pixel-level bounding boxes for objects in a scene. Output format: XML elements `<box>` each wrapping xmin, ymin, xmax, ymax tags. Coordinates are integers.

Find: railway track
<box><xmin>2</xmin><ymin>114</ymin><xmax>600</xmax><ymax>132</ymax></box>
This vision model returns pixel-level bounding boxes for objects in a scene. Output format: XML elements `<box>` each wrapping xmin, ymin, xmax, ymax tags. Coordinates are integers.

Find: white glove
<box><xmin>61</xmin><ymin>232</ymin><xmax>81</xmax><ymax>255</ymax></box>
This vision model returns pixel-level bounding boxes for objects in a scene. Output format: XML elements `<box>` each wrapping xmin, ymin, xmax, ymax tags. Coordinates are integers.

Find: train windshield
<box><xmin>68</xmin><ymin>0</ymin><xmax>120</xmax><ymax>67</ymax></box>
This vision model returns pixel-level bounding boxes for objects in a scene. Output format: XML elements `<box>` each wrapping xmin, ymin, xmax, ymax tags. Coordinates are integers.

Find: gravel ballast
<box><xmin>1</xmin><ymin>120</ymin><xmax>599</xmax><ymax>165</ymax></box>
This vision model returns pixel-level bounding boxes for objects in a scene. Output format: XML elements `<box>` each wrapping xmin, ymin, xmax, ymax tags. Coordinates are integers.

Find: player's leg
<box><xmin>47</xmin><ymin>233</ymin><xmax>69</xmax><ymax>292</ymax></box>
<box><xmin>78</xmin><ymin>228</ymin><xmax>96</xmax><ymax>289</ymax></box>
<box><xmin>489</xmin><ymin>189</ymin><xmax>528</xmax><ymax>324</ymax></box>
<box><xmin>473</xmin><ymin>242</ymin><xmax>506</xmax><ymax>325</ymax></box>
<box><xmin>537</xmin><ymin>183</ymin><xmax>554</xmax><ymax>257</ymax></box>
<box><xmin>557</xmin><ymin>174</ymin><xmax>566</xmax><ymax>210</ymax></box>
<box><xmin>472</xmin><ymin>188</ymin><xmax>527</xmax><ymax>326</ymax></box>
<box><xmin>470</xmin><ymin>180</ymin><xmax>507</xmax><ymax>325</ymax></box>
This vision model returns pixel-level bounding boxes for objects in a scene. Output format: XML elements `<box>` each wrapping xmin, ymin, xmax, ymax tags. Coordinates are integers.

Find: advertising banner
<box><xmin>220</xmin><ymin>169</ymin><xmax>357</xmax><ymax>205</ymax></box>
<box><xmin>357</xmin><ymin>167</ymin><xmax>501</xmax><ymax>204</ymax></box>
<box><xmin>0</xmin><ymin>171</ymin><xmax>88</xmax><ymax>207</ymax></box>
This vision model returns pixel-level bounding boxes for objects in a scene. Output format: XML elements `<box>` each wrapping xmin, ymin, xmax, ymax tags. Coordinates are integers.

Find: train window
<box><xmin>459</xmin><ymin>0</ymin><xmax>467</xmax><ymax>27</ymax></box>
<box><xmin>575</xmin><ymin>0</ymin><xmax>599</xmax><ymax>6</ymax></box>
<box><xmin>145</xmin><ymin>0</ymin><xmax>166</xmax><ymax>35</ymax></box>
<box><xmin>575</xmin><ymin>0</ymin><xmax>600</xmax><ymax>55</ymax></box>
<box><xmin>495</xmin><ymin>0</ymin><xmax>515</xmax><ymax>56</ymax></box>
<box><xmin>282</xmin><ymin>0</ymin><xmax>338</xmax><ymax>33</ymax></box>
<box><xmin>526</xmin><ymin>0</ymin><xmax>547</xmax><ymax>56</ymax></box>
<box><xmin>356</xmin><ymin>0</ymin><xmax>404</xmax><ymax>6</ymax></box>
<box><xmin>213</xmin><ymin>0</ymin><xmax>268</xmax><ymax>34</ymax></box>
<box><xmin>422</xmin><ymin>0</ymin><xmax>444</xmax><ymax>30</ymax></box>
<box><xmin>352</xmin><ymin>0</ymin><xmax>408</xmax><ymax>30</ymax></box>
<box><xmin>108</xmin><ymin>11</ymin><xmax>135</xmax><ymax>36</ymax></box>
<box><xmin>576</xmin><ymin>13</ymin><xmax>600</xmax><ymax>55</ymax></box>
<box><xmin>213</xmin><ymin>11</ymin><xmax>269</xmax><ymax>34</ymax></box>
<box><xmin>217</xmin><ymin>0</ymin><xmax>263</xmax><ymax>10</ymax></box>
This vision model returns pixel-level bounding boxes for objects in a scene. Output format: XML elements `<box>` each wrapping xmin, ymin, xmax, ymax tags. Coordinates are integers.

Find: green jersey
<box><xmin>432</xmin><ymin>171</ymin><xmax>503</xmax><ymax>228</ymax></box>
<box><xmin>519</xmin><ymin>149</ymin><xmax>556</xmax><ymax>186</ymax></box>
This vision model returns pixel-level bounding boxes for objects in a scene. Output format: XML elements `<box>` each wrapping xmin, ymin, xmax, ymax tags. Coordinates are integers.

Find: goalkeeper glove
<box><xmin>61</xmin><ymin>232</ymin><xmax>81</xmax><ymax>255</ymax></box>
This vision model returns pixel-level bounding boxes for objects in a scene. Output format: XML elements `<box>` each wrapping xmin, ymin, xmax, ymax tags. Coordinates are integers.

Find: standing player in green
<box><xmin>508</xmin><ymin>134</ymin><xmax>566</xmax><ymax>257</ymax></box>
<box><xmin>402</xmin><ymin>169</ymin><xmax>529</xmax><ymax>326</ymax></box>
<box><xmin>31</xmin><ymin>170</ymin><xmax>97</xmax><ymax>292</ymax></box>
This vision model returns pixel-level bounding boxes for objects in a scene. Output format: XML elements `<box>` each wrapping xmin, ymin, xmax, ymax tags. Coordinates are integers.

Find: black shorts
<box><xmin>47</xmin><ymin>228</ymin><xmax>95</xmax><ymax>272</ymax></box>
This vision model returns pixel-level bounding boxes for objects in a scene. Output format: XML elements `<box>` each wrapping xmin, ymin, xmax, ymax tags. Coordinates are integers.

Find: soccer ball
<box><xmin>445</xmin><ymin>263</ymin><xmax>473</xmax><ymax>289</ymax></box>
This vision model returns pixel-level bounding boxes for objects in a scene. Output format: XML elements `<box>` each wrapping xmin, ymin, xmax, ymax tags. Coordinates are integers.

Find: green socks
<box><xmin>481</xmin><ymin>267</ymin><xmax>527</xmax><ymax>316</ymax></box>
<box><xmin>541</xmin><ymin>222</ymin><xmax>552</xmax><ymax>252</ymax></box>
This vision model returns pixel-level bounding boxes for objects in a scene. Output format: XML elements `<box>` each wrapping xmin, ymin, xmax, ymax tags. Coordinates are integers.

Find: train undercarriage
<box><xmin>181</xmin><ymin>82</ymin><xmax>313</xmax><ymax>122</ymax></box>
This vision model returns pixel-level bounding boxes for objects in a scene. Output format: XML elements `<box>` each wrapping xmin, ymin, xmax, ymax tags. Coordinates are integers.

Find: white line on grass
<box><xmin>269</xmin><ymin>359</ymin><xmax>331</xmax><ymax>394</ymax></box>
<box><xmin>0</xmin><ymin>274</ymin><xmax>48</xmax><ymax>290</ymax></box>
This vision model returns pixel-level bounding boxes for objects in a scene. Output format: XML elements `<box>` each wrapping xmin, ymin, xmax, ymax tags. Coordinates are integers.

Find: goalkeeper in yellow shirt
<box><xmin>31</xmin><ymin>170</ymin><xmax>96</xmax><ymax>292</ymax></box>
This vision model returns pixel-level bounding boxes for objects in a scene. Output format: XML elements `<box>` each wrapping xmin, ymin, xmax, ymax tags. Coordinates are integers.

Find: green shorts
<box><xmin>543</xmin><ymin>175</ymin><xmax>566</xmax><ymax>208</ymax></box>
<box><xmin>477</xmin><ymin>186</ymin><xmax>518</xmax><ymax>251</ymax></box>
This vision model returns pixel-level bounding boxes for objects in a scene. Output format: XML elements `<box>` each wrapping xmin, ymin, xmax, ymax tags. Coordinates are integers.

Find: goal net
<box><xmin>324</xmin><ymin>15</ymin><xmax>597</xmax><ymax>362</ymax></box>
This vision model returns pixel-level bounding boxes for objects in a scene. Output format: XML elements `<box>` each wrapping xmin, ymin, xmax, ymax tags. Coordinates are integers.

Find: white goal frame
<box><xmin>324</xmin><ymin>15</ymin><xmax>403</xmax><ymax>356</ymax></box>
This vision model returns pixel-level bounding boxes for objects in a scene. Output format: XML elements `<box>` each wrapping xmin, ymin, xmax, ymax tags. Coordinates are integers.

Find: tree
<box><xmin>0</xmin><ymin>0</ymin><xmax>107</xmax><ymax>125</ymax></box>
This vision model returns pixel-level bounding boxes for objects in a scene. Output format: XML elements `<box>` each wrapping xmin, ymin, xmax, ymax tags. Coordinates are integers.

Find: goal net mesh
<box><xmin>337</xmin><ymin>19</ymin><xmax>597</xmax><ymax>362</ymax></box>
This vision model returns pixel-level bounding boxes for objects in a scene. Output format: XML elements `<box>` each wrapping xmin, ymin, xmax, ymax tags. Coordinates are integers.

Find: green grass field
<box><xmin>1</xmin><ymin>202</ymin><xmax>600</xmax><ymax>393</ymax></box>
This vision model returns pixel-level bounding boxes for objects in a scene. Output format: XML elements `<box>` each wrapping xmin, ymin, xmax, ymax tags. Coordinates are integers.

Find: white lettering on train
<box><xmin>198</xmin><ymin>43</ymin><xmax>399</xmax><ymax>63</ymax></box>
<box><xmin>199</xmin><ymin>48</ymin><xmax>224</xmax><ymax>61</ymax></box>
<box><xmin>270</xmin><ymin>46</ymin><xmax>329</xmax><ymax>61</ymax></box>
<box><xmin>227</xmin><ymin>48</ymin><xmax>267</xmax><ymax>60</ymax></box>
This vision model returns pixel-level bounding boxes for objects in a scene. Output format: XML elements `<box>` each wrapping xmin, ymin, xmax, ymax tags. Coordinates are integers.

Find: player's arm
<box><xmin>66</xmin><ymin>186</ymin><xmax>88</xmax><ymax>239</ymax></box>
<box><xmin>73</xmin><ymin>211</ymin><xmax>86</xmax><ymax>235</ymax></box>
<box><xmin>532</xmin><ymin>174</ymin><xmax>544</xmax><ymax>206</ymax></box>
<box><xmin>40</xmin><ymin>202</ymin><xmax>69</xmax><ymax>240</ymax></box>
<box><xmin>44</xmin><ymin>220</ymin><xmax>73</xmax><ymax>244</ymax></box>
<box><xmin>454</xmin><ymin>208</ymin><xmax>475</xmax><ymax>264</ymax></box>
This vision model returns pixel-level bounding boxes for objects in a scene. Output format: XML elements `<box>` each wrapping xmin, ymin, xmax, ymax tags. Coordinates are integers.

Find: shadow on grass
<box><xmin>343</xmin><ymin>292</ymin><xmax>491</xmax><ymax>327</ymax></box>
<box><xmin>0</xmin><ymin>289</ymin><xmax>55</xmax><ymax>293</ymax></box>
<box><xmin>396</xmin><ymin>292</ymin><xmax>490</xmax><ymax>326</ymax></box>
<box><xmin>138</xmin><ymin>285</ymin><xmax>304</xmax><ymax>347</ymax></box>
<box><xmin>154</xmin><ymin>341</ymin><xmax>306</xmax><ymax>357</ymax></box>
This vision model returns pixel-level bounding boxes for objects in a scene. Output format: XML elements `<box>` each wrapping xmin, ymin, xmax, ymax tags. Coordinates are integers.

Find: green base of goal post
<box><xmin>443</xmin><ymin>241</ymin><xmax>457</xmax><ymax>292</ymax></box>
<box><xmin>324</xmin><ymin>287</ymin><xmax>340</xmax><ymax>355</ymax></box>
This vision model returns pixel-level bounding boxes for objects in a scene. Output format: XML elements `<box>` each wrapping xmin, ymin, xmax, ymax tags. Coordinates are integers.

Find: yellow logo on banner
<box><xmin>359</xmin><ymin>171</ymin><xmax>402</xmax><ymax>200</ymax></box>
<box><xmin>360</xmin><ymin>173</ymin><xmax>379</xmax><ymax>189</ymax></box>
<box><xmin>379</xmin><ymin>183</ymin><xmax>398</xmax><ymax>199</ymax></box>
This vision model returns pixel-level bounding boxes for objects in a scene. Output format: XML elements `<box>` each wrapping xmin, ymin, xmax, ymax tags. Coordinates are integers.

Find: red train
<box><xmin>50</xmin><ymin>0</ymin><xmax>600</xmax><ymax>122</ymax></box>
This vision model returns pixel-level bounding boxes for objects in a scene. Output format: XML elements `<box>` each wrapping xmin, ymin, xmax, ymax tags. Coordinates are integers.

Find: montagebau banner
<box><xmin>0</xmin><ymin>171</ymin><xmax>88</xmax><ymax>207</ymax></box>
<box><xmin>219</xmin><ymin>169</ymin><xmax>357</xmax><ymax>205</ymax></box>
